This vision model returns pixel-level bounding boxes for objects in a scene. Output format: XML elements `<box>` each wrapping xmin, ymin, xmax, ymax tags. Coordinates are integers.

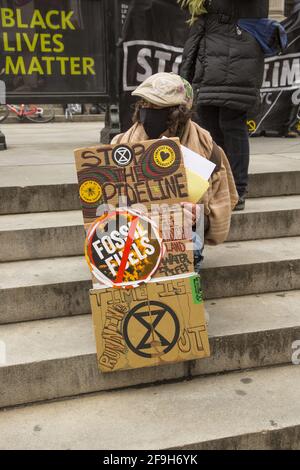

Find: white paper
<box><xmin>180</xmin><ymin>144</ymin><xmax>216</xmax><ymax>181</ymax></box>
<box><xmin>161</xmin><ymin>136</ymin><xmax>216</xmax><ymax>181</ymax></box>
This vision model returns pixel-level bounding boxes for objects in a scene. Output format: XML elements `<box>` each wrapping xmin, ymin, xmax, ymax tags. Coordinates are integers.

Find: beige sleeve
<box><xmin>110</xmin><ymin>133</ymin><xmax>124</xmax><ymax>145</ymax></box>
<box><xmin>202</xmin><ymin>147</ymin><xmax>239</xmax><ymax>245</ymax></box>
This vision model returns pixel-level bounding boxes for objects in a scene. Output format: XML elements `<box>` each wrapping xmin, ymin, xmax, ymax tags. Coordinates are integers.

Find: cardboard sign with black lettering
<box><xmin>90</xmin><ymin>274</ymin><xmax>210</xmax><ymax>373</ymax></box>
<box><xmin>155</xmin><ymin>240</ymin><xmax>193</xmax><ymax>278</ymax></box>
<box><xmin>90</xmin><ymin>236</ymin><xmax>194</xmax><ymax>289</ymax></box>
<box><xmin>74</xmin><ymin>138</ymin><xmax>188</xmax><ymax>224</ymax></box>
<box><xmin>86</xmin><ymin>205</ymin><xmax>195</xmax><ymax>289</ymax></box>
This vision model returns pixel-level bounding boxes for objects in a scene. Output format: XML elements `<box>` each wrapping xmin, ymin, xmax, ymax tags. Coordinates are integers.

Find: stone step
<box><xmin>1</xmin><ymin>196</ymin><xmax>300</xmax><ymax>261</ymax></box>
<box><xmin>1</xmin><ymin>159</ymin><xmax>300</xmax><ymax>215</ymax></box>
<box><xmin>0</xmin><ymin>121</ymin><xmax>102</xmax><ymax>213</ymax></box>
<box><xmin>0</xmin><ymin>364</ymin><xmax>299</xmax><ymax>449</ymax></box>
<box><xmin>0</xmin><ymin>211</ymin><xmax>85</xmax><ymax>261</ymax></box>
<box><xmin>0</xmin><ymin>290</ymin><xmax>299</xmax><ymax>408</ymax></box>
<box><xmin>1</xmin><ymin>237</ymin><xmax>300</xmax><ymax>324</ymax></box>
<box><xmin>55</xmin><ymin>114</ymin><xmax>105</xmax><ymax>123</ymax></box>
<box><xmin>228</xmin><ymin>195</ymin><xmax>300</xmax><ymax>242</ymax></box>
<box><xmin>203</xmin><ymin>236</ymin><xmax>300</xmax><ymax>299</ymax></box>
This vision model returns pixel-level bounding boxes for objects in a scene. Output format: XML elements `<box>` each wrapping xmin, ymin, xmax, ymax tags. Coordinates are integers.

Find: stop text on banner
<box><xmin>123</xmin><ymin>40</ymin><xmax>183</xmax><ymax>91</ymax></box>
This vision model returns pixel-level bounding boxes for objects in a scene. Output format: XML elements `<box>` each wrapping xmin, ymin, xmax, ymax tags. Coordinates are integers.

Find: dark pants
<box><xmin>197</xmin><ymin>105</ymin><xmax>250</xmax><ymax>197</ymax></box>
<box><xmin>282</xmin><ymin>103</ymin><xmax>300</xmax><ymax>135</ymax></box>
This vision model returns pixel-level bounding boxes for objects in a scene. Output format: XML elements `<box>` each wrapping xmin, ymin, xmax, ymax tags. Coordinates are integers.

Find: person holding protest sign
<box><xmin>179</xmin><ymin>0</ymin><xmax>269</xmax><ymax>210</ymax></box>
<box><xmin>111</xmin><ymin>72</ymin><xmax>238</xmax><ymax>271</ymax></box>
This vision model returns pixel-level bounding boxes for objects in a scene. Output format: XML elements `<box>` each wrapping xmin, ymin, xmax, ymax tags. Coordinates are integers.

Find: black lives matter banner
<box><xmin>119</xmin><ymin>0</ymin><xmax>189</xmax><ymax>130</ymax></box>
<box><xmin>0</xmin><ymin>0</ymin><xmax>107</xmax><ymax>102</ymax></box>
<box><xmin>119</xmin><ymin>0</ymin><xmax>300</xmax><ymax>134</ymax></box>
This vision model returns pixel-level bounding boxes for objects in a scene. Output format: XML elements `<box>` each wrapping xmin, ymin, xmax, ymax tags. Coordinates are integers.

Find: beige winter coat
<box><xmin>111</xmin><ymin>120</ymin><xmax>238</xmax><ymax>245</ymax></box>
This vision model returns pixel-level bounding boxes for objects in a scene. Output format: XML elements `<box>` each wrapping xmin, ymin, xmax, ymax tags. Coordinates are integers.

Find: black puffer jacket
<box><xmin>180</xmin><ymin>0</ymin><xmax>269</xmax><ymax>111</ymax></box>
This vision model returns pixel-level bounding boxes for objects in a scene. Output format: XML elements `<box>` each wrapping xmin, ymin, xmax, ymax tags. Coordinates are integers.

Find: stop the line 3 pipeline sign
<box><xmin>85</xmin><ymin>208</ymin><xmax>163</xmax><ymax>288</ymax></box>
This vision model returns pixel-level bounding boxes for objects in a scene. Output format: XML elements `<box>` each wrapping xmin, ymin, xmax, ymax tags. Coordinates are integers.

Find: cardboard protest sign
<box><xmin>85</xmin><ymin>206</ymin><xmax>194</xmax><ymax>289</ymax></box>
<box><xmin>155</xmin><ymin>240</ymin><xmax>193</xmax><ymax>278</ymax></box>
<box><xmin>90</xmin><ymin>274</ymin><xmax>210</xmax><ymax>373</ymax></box>
<box><xmin>90</xmin><ymin>237</ymin><xmax>194</xmax><ymax>289</ymax></box>
<box><xmin>75</xmin><ymin>137</ymin><xmax>209</xmax><ymax>377</ymax></box>
<box><xmin>74</xmin><ymin>138</ymin><xmax>188</xmax><ymax>224</ymax></box>
<box><xmin>85</xmin><ymin>208</ymin><xmax>163</xmax><ymax>288</ymax></box>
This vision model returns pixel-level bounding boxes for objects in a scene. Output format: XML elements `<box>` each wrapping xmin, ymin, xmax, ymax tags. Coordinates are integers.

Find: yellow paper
<box><xmin>186</xmin><ymin>168</ymin><xmax>209</xmax><ymax>203</ymax></box>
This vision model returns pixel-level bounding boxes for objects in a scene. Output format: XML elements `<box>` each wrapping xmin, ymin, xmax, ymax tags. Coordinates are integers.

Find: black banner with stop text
<box><xmin>119</xmin><ymin>0</ymin><xmax>300</xmax><ymax>135</ymax></box>
<box><xmin>119</xmin><ymin>0</ymin><xmax>189</xmax><ymax>131</ymax></box>
<box><xmin>248</xmin><ymin>6</ymin><xmax>300</xmax><ymax>136</ymax></box>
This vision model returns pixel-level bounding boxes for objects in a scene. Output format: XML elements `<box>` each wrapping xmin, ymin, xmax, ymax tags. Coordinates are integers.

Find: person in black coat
<box><xmin>180</xmin><ymin>0</ymin><xmax>269</xmax><ymax>210</ymax></box>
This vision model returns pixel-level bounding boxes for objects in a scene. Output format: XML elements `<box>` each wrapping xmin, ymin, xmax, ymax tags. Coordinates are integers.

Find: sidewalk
<box><xmin>0</xmin><ymin>122</ymin><xmax>300</xmax><ymax>188</ymax></box>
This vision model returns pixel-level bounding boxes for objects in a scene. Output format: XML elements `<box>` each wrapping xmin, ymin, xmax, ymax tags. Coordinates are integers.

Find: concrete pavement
<box><xmin>0</xmin><ymin>122</ymin><xmax>300</xmax><ymax>187</ymax></box>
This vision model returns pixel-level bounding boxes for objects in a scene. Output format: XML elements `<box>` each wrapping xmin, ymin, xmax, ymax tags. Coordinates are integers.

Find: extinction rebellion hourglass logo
<box><xmin>123</xmin><ymin>301</ymin><xmax>180</xmax><ymax>358</ymax></box>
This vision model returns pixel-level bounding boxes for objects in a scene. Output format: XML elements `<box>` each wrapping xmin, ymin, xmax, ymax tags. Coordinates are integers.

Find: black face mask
<box><xmin>140</xmin><ymin>107</ymin><xmax>170</xmax><ymax>139</ymax></box>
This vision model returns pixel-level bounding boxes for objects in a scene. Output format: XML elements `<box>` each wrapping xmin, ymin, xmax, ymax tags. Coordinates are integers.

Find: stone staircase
<box><xmin>0</xmin><ymin>124</ymin><xmax>300</xmax><ymax>449</ymax></box>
